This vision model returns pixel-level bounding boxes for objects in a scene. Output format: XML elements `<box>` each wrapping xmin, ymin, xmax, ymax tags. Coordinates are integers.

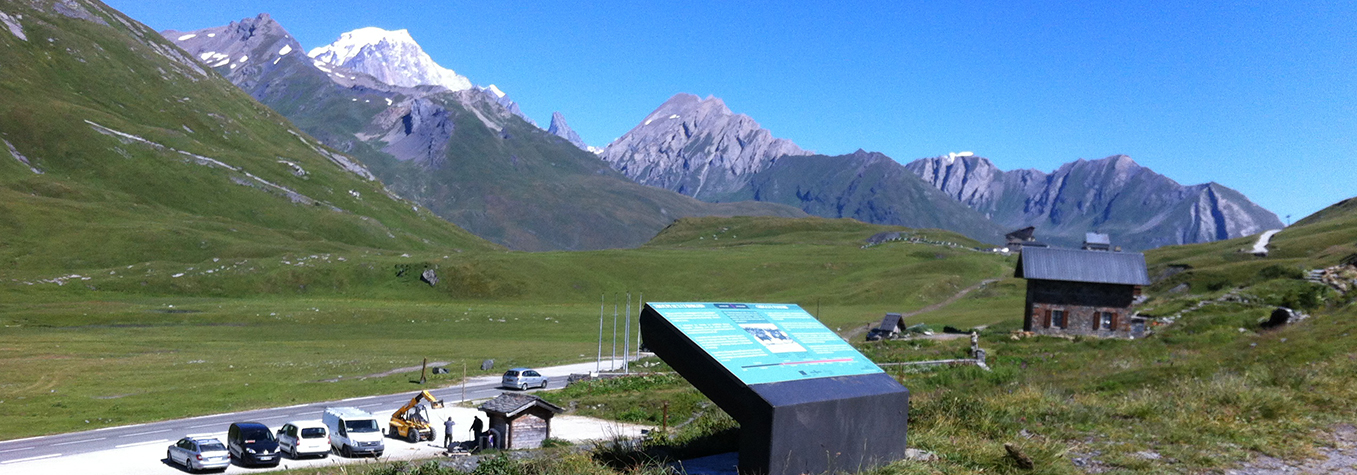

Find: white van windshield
<box><xmin>344</xmin><ymin>420</ymin><xmax>379</xmax><ymax>433</ymax></box>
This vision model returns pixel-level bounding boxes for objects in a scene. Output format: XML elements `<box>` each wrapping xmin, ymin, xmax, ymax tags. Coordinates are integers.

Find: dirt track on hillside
<box><xmin>841</xmin><ymin>278</ymin><xmax>1000</xmax><ymax>341</ymax></box>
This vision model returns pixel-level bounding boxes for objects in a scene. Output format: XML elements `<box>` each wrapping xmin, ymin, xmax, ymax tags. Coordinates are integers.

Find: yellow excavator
<box><xmin>389</xmin><ymin>390</ymin><xmax>444</xmax><ymax>443</ymax></box>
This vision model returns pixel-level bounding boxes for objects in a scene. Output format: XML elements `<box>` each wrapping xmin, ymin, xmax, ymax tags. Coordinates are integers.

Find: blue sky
<box><xmin>109</xmin><ymin>1</ymin><xmax>1355</xmax><ymax>222</ymax></box>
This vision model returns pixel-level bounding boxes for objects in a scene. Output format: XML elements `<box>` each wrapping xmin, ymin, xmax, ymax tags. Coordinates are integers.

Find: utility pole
<box><xmin>597</xmin><ymin>294</ymin><xmax>604</xmax><ymax>372</ymax></box>
<box><xmin>623</xmin><ymin>292</ymin><xmax>631</xmax><ymax>374</ymax></box>
<box><xmin>461</xmin><ymin>361</ymin><xmax>466</xmax><ymax>402</ymax></box>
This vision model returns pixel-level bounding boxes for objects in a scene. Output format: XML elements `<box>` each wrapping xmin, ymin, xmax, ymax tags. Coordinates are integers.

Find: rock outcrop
<box><xmin>905</xmin><ymin>154</ymin><xmax>1283</xmax><ymax>250</ymax></box>
<box><xmin>547</xmin><ymin>112</ymin><xmax>589</xmax><ymax>151</ymax></box>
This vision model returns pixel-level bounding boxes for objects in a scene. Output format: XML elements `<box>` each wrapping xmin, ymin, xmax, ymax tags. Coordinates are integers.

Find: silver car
<box><xmin>502</xmin><ymin>367</ymin><xmax>548</xmax><ymax>390</ymax></box>
<box><xmin>167</xmin><ymin>436</ymin><xmax>230</xmax><ymax>472</ymax></box>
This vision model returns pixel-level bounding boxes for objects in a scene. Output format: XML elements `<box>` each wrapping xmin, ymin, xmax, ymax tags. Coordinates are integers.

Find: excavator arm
<box><xmin>393</xmin><ymin>390</ymin><xmax>445</xmax><ymax>419</ymax></box>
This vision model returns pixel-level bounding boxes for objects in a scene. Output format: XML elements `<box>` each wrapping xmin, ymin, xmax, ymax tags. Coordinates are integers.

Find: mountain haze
<box><xmin>906</xmin><ymin>154</ymin><xmax>1284</xmax><ymax>250</ymax></box>
<box><xmin>166</xmin><ymin>17</ymin><xmax>806</xmax><ymax>251</ymax></box>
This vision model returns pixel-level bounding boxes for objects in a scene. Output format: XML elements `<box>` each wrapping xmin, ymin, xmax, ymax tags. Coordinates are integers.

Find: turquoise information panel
<box><xmin>648</xmin><ymin>302</ymin><xmax>884</xmax><ymax>386</ymax></box>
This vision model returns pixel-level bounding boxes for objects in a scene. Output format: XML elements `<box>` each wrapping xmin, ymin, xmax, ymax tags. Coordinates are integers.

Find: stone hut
<box><xmin>477</xmin><ymin>393</ymin><xmax>565</xmax><ymax>449</ymax></box>
<box><xmin>1015</xmin><ymin>247</ymin><xmax>1150</xmax><ymax>338</ymax></box>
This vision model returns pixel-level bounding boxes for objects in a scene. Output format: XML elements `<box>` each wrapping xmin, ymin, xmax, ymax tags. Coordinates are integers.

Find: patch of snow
<box><xmin>207</xmin><ymin>33</ymin><xmax>215</xmax><ymax>38</ymax></box>
<box><xmin>229</xmin><ymin>63</ymin><xmax>237</xmax><ymax>69</ymax></box>
<box><xmin>486</xmin><ymin>84</ymin><xmax>506</xmax><ymax>98</ymax></box>
<box><xmin>384</xmin><ymin>97</ymin><xmax>392</xmax><ymax>106</ymax></box>
<box><xmin>2</xmin><ymin>138</ymin><xmax>41</xmax><ymax>174</ymax></box>
<box><xmin>277</xmin><ymin>44</ymin><xmax>292</xmax><ymax>55</ymax></box>
<box><xmin>0</xmin><ymin>11</ymin><xmax>26</xmax><ymax>41</ymax></box>
<box><xmin>198</xmin><ymin>51</ymin><xmax>215</xmax><ymax>61</ymax></box>
<box><xmin>307</xmin><ymin>26</ymin><xmax>472</xmax><ymax>91</ymax></box>
<box><xmin>237</xmin><ymin>55</ymin><xmax>248</xmax><ymax>62</ymax></box>
<box><xmin>644</xmin><ymin>118</ymin><xmax>654</xmax><ymax>126</ymax></box>
<box><xmin>272</xmin><ymin>57</ymin><xmax>280</xmax><ymax>65</ymax></box>
<box><xmin>176</xmin><ymin>33</ymin><xmax>196</xmax><ymax>41</ymax></box>
<box><xmin>669</xmin><ymin>114</ymin><xmax>680</xmax><ymax>119</ymax></box>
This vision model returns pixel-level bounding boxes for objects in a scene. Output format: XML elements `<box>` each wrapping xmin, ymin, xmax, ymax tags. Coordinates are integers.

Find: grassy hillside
<box><xmin>0</xmin><ymin>0</ymin><xmax>497</xmax><ymax>275</ymax></box>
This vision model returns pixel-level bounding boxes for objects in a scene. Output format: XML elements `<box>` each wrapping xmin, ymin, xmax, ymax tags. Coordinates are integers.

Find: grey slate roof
<box><xmin>1014</xmin><ymin>247</ymin><xmax>1150</xmax><ymax>285</ymax></box>
<box><xmin>876</xmin><ymin>313</ymin><xmax>903</xmax><ymax>332</ymax></box>
<box><xmin>478</xmin><ymin>393</ymin><xmax>565</xmax><ymax>417</ymax></box>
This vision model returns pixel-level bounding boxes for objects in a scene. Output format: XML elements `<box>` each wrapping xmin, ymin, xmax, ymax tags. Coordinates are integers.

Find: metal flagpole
<box><xmin>623</xmin><ymin>292</ymin><xmax>631</xmax><ymax>374</ymax></box>
<box><xmin>597</xmin><ymin>294</ymin><xmax>604</xmax><ymax>372</ymax></box>
<box><xmin>612</xmin><ymin>296</ymin><xmax>618</xmax><ymax>371</ymax></box>
<box><xmin>636</xmin><ymin>293</ymin><xmax>644</xmax><ymax>360</ymax></box>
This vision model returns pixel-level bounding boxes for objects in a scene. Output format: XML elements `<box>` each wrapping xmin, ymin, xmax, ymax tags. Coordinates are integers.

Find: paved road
<box><xmin>0</xmin><ymin>358</ymin><xmax>630</xmax><ymax>468</ymax></box>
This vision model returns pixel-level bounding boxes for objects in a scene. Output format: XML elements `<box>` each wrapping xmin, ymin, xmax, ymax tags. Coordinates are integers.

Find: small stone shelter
<box><xmin>866</xmin><ymin>313</ymin><xmax>904</xmax><ymax>340</ymax></box>
<box><xmin>1015</xmin><ymin>247</ymin><xmax>1150</xmax><ymax>338</ymax></box>
<box><xmin>477</xmin><ymin>393</ymin><xmax>565</xmax><ymax>449</ymax></box>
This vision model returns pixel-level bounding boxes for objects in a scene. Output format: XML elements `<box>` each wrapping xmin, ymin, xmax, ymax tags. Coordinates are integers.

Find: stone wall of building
<box><xmin>1023</xmin><ymin>279</ymin><xmax>1140</xmax><ymax>337</ymax></box>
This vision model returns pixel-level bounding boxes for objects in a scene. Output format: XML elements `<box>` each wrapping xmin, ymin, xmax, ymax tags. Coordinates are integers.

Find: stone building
<box><xmin>1015</xmin><ymin>246</ymin><xmax>1150</xmax><ymax>338</ymax></box>
<box><xmin>477</xmin><ymin>393</ymin><xmax>565</xmax><ymax>449</ymax></box>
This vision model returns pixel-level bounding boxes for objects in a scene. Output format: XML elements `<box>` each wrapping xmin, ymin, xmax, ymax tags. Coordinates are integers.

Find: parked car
<box><xmin>323</xmin><ymin>407</ymin><xmax>385</xmax><ymax>458</ymax></box>
<box><xmin>167</xmin><ymin>436</ymin><xmax>230</xmax><ymax>472</ymax></box>
<box><xmin>502</xmin><ymin>367</ymin><xmax>548</xmax><ymax>390</ymax></box>
<box><xmin>226</xmin><ymin>422</ymin><xmax>280</xmax><ymax>467</ymax></box>
<box><xmin>277</xmin><ymin>420</ymin><xmax>330</xmax><ymax>458</ymax></box>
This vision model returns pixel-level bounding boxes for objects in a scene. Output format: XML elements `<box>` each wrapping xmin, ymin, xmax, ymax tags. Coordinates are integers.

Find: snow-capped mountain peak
<box><xmin>485</xmin><ymin>84</ymin><xmax>506</xmax><ymax>99</ymax></box>
<box><xmin>307</xmin><ymin>26</ymin><xmax>471</xmax><ymax>91</ymax></box>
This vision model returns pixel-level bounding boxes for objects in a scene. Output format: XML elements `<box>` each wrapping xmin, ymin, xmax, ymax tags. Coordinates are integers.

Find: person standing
<box><xmin>443</xmin><ymin>417</ymin><xmax>456</xmax><ymax>449</ymax></box>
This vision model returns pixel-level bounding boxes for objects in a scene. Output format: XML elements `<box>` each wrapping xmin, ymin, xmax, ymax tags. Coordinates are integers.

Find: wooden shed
<box><xmin>1015</xmin><ymin>246</ymin><xmax>1151</xmax><ymax>338</ymax></box>
<box><xmin>477</xmin><ymin>393</ymin><xmax>565</xmax><ymax>450</ymax></box>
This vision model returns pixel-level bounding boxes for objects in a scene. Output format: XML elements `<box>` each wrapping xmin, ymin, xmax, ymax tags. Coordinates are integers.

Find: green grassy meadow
<box><xmin>0</xmin><ymin>217</ymin><xmax>1014</xmax><ymax>440</ymax></box>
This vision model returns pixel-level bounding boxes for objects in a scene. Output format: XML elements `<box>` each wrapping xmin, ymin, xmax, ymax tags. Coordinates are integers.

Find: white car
<box><xmin>277</xmin><ymin>420</ymin><xmax>330</xmax><ymax>458</ymax></box>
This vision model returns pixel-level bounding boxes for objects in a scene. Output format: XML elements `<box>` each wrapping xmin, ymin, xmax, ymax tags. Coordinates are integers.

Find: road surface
<box><xmin>0</xmin><ymin>358</ymin><xmax>640</xmax><ymax>474</ymax></box>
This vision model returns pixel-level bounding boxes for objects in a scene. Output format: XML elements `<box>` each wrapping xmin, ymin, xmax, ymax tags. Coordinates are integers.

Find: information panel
<box><xmin>647</xmin><ymin>302</ymin><xmax>883</xmax><ymax>386</ymax></box>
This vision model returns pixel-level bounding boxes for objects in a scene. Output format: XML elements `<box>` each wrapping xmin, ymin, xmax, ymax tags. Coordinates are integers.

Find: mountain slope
<box><xmin>719</xmin><ymin>150</ymin><xmax>1006</xmax><ymax>244</ymax></box>
<box><xmin>0</xmin><ymin>0</ymin><xmax>497</xmax><ymax>272</ymax></box>
<box><xmin>547</xmin><ymin>111</ymin><xmax>589</xmax><ymax>151</ymax></box>
<box><xmin>599</xmin><ymin>94</ymin><xmax>1005</xmax><ymax>244</ymax></box>
<box><xmin>906</xmin><ymin>154</ymin><xmax>1283</xmax><ymax>250</ymax></box>
<box><xmin>166</xmin><ymin>16</ymin><xmax>805</xmax><ymax>251</ymax></box>
<box><xmin>600</xmin><ymin>93</ymin><xmax>811</xmax><ymax>199</ymax></box>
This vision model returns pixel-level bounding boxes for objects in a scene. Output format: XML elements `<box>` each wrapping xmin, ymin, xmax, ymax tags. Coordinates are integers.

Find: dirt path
<box><xmin>1251</xmin><ymin>229</ymin><xmax>1282</xmax><ymax>255</ymax></box>
<box><xmin>842</xmin><ymin>278</ymin><xmax>1001</xmax><ymax>340</ymax></box>
<box><xmin>1227</xmin><ymin>425</ymin><xmax>1357</xmax><ymax>474</ymax></box>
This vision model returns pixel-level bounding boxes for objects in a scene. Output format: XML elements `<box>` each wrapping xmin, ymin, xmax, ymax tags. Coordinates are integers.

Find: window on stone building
<box><xmin>1099</xmin><ymin>311</ymin><xmax>1113</xmax><ymax>330</ymax></box>
<box><xmin>1052</xmin><ymin>309</ymin><xmax>1066</xmax><ymax>328</ymax></box>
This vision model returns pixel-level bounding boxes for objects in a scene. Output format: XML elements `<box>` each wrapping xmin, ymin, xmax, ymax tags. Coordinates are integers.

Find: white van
<box><xmin>277</xmin><ymin>420</ymin><xmax>330</xmax><ymax>458</ymax></box>
<box><xmin>322</xmin><ymin>407</ymin><xmax>385</xmax><ymax>457</ymax></box>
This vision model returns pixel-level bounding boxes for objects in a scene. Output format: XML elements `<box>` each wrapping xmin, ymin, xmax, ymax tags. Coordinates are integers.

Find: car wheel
<box><xmin>540</xmin><ymin>380</ymin><xmax>548</xmax><ymax>389</ymax></box>
<box><xmin>519</xmin><ymin>382</ymin><xmax>527</xmax><ymax>391</ymax></box>
<box><xmin>407</xmin><ymin>427</ymin><xmax>419</xmax><ymax>443</ymax></box>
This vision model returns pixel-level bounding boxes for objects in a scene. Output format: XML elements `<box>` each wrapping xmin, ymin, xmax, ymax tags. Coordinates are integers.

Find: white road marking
<box><xmin>357</xmin><ymin>403</ymin><xmax>383</xmax><ymax>408</ymax></box>
<box><xmin>115</xmin><ymin>439</ymin><xmax>167</xmax><ymax>448</ymax></box>
<box><xmin>1</xmin><ymin>453</ymin><xmax>61</xmax><ymax>464</ymax></box>
<box><xmin>119</xmin><ymin>429</ymin><xmax>169</xmax><ymax>438</ymax></box>
<box><xmin>0</xmin><ymin>446</ymin><xmax>35</xmax><ymax>453</ymax></box>
<box><xmin>188</xmin><ymin>423</ymin><xmax>220</xmax><ymax>429</ymax></box>
<box><xmin>51</xmin><ymin>437</ymin><xmax>106</xmax><ymax>446</ymax></box>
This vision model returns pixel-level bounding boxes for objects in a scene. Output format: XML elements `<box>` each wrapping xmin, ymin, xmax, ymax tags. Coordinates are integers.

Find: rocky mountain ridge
<box><xmin>905</xmin><ymin>154</ymin><xmax>1284</xmax><ymax>249</ymax></box>
<box><xmin>600</xmin><ymin>93</ymin><xmax>811</xmax><ymax>200</ymax></box>
<box><xmin>547</xmin><ymin>111</ymin><xmax>589</xmax><ymax>151</ymax></box>
<box><xmin>166</xmin><ymin>16</ymin><xmax>805</xmax><ymax>251</ymax></box>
